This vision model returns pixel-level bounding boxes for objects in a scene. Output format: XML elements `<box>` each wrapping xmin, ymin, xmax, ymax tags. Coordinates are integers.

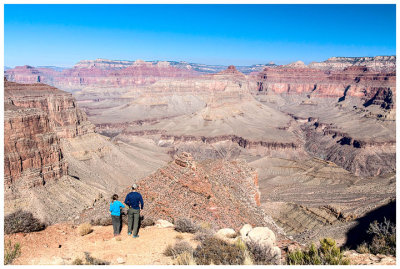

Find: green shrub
<box><xmin>287</xmin><ymin>238</ymin><xmax>349</xmax><ymax>265</ymax></box>
<box><xmin>4</xmin><ymin>211</ymin><xmax>46</xmax><ymax>234</ymax></box>
<box><xmin>174</xmin><ymin>218</ymin><xmax>200</xmax><ymax>234</ymax></box>
<box><xmin>194</xmin><ymin>237</ymin><xmax>245</xmax><ymax>265</ymax></box>
<box><xmin>164</xmin><ymin>241</ymin><xmax>193</xmax><ymax>257</ymax></box>
<box><xmin>4</xmin><ymin>240</ymin><xmax>21</xmax><ymax>265</ymax></box>
<box><xmin>367</xmin><ymin>218</ymin><xmax>396</xmax><ymax>256</ymax></box>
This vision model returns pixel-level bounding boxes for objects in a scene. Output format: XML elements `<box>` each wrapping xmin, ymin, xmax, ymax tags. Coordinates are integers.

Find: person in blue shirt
<box><xmin>110</xmin><ymin>194</ymin><xmax>125</xmax><ymax>236</ymax></box>
<box><xmin>124</xmin><ymin>184</ymin><xmax>144</xmax><ymax>238</ymax></box>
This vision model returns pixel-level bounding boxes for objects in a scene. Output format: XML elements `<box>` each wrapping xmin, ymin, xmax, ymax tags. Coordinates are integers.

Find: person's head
<box><xmin>112</xmin><ymin>194</ymin><xmax>118</xmax><ymax>201</ymax></box>
<box><xmin>132</xmin><ymin>183</ymin><xmax>138</xmax><ymax>190</ymax></box>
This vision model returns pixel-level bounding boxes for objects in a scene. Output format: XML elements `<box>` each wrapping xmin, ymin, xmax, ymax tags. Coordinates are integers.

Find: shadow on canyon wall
<box><xmin>344</xmin><ymin>200</ymin><xmax>396</xmax><ymax>249</ymax></box>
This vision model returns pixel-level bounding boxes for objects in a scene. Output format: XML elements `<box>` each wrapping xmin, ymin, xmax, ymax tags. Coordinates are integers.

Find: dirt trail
<box><xmin>5</xmin><ymin>223</ymin><xmax>195</xmax><ymax>265</ymax></box>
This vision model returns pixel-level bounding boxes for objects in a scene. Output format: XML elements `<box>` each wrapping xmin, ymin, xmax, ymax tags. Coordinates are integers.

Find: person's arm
<box><xmin>139</xmin><ymin>194</ymin><xmax>144</xmax><ymax>210</ymax></box>
<box><xmin>119</xmin><ymin>201</ymin><xmax>125</xmax><ymax>208</ymax></box>
<box><xmin>124</xmin><ymin>194</ymin><xmax>129</xmax><ymax>207</ymax></box>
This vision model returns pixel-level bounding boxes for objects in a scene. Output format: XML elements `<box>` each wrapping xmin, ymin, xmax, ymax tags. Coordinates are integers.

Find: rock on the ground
<box><xmin>243</xmin><ymin>226</ymin><xmax>281</xmax><ymax>263</ymax></box>
<box><xmin>247</xmin><ymin>227</ymin><xmax>276</xmax><ymax>246</ymax></box>
<box><xmin>116</xmin><ymin>257</ymin><xmax>125</xmax><ymax>264</ymax></box>
<box><xmin>344</xmin><ymin>250</ymin><xmax>396</xmax><ymax>265</ymax></box>
<box><xmin>239</xmin><ymin>224</ymin><xmax>253</xmax><ymax>238</ymax></box>
<box><xmin>216</xmin><ymin>228</ymin><xmax>236</xmax><ymax>239</ymax></box>
<box><xmin>155</xmin><ymin>219</ymin><xmax>174</xmax><ymax>228</ymax></box>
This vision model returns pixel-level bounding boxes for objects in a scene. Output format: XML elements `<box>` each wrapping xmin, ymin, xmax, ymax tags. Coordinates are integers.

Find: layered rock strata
<box><xmin>308</xmin><ymin>56</ymin><xmax>396</xmax><ymax>72</ymax></box>
<box><xmin>4</xmin><ymin>79</ymin><xmax>169</xmax><ymax>224</ymax></box>
<box><xmin>256</xmin><ymin>66</ymin><xmax>395</xmax><ymax>108</ymax></box>
<box><xmin>4</xmin><ymin>80</ymin><xmax>93</xmax><ymax>191</ymax></box>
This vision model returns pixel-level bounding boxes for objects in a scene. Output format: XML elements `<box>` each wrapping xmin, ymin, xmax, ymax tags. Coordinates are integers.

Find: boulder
<box><xmin>155</xmin><ymin>219</ymin><xmax>174</xmax><ymax>228</ymax></box>
<box><xmin>247</xmin><ymin>227</ymin><xmax>276</xmax><ymax>246</ymax></box>
<box><xmin>216</xmin><ymin>228</ymin><xmax>236</xmax><ymax>239</ymax></box>
<box><xmin>239</xmin><ymin>224</ymin><xmax>253</xmax><ymax>238</ymax></box>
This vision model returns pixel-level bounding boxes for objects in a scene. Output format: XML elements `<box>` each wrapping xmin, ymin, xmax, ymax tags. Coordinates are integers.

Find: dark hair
<box><xmin>112</xmin><ymin>194</ymin><xmax>118</xmax><ymax>201</ymax></box>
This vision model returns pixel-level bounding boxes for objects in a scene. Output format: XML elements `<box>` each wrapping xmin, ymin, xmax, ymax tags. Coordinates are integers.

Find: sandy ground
<box><xmin>5</xmin><ymin>223</ymin><xmax>196</xmax><ymax>265</ymax></box>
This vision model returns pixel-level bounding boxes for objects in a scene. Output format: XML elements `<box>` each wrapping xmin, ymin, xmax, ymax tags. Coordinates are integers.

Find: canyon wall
<box><xmin>255</xmin><ymin>65</ymin><xmax>395</xmax><ymax>108</ymax></box>
<box><xmin>308</xmin><ymin>56</ymin><xmax>396</xmax><ymax>72</ymax></box>
<box><xmin>4</xmin><ymin>80</ymin><xmax>94</xmax><ymax>192</ymax></box>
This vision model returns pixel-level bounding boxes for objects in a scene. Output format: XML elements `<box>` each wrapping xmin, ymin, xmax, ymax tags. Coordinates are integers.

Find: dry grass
<box><xmin>78</xmin><ymin>223</ymin><xmax>93</xmax><ymax>236</ymax></box>
<box><xmin>176</xmin><ymin>251</ymin><xmax>197</xmax><ymax>265</ymax></box>
<box><xmin>175</xmin><ymin>234</ymin><xmax>184</xmax><ymax>240</ymax></box>
<box><xmin>83</xmin><ymin>252</ymin><xmax>110</xmax><ymax>265</ymax></box>
<box><xmin>164</xmin><ymin>241</ymin><xmax>194</xmax><ymax>258</ymax></box>
<box><xmin>72</xmin><ymin>258</ymin><xmax>84</xmax><ymax>265</ymax></box>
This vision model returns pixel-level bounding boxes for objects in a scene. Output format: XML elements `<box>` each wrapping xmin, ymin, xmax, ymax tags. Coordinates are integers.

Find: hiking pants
<box><xmin>128</xmin><ymin>208</ymin><xmax>140</xmax><ymax>236</ymax></box>
<box><xmin>111</xmin><ymin>215</ymin><xmax>121</xmax><ymax>235</ymax></box>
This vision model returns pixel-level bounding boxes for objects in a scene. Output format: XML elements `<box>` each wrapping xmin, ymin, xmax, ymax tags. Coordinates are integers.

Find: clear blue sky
<box><xmin>4</xmin><ymin>4</ymin><xmax>396</xmax><ymax>67</ymax></box>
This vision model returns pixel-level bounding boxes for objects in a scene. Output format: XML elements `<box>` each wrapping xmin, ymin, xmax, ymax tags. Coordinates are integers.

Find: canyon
<box><xmin>4</xmin><ymin>55</ymin><xmax>396</xmax><ymax>247</ymax></box>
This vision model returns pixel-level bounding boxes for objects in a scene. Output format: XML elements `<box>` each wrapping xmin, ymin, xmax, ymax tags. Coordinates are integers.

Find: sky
<box><xmin>4</xmin><ymin>4</ymin><xmax>396</xmax><ymax>67</ymax></box>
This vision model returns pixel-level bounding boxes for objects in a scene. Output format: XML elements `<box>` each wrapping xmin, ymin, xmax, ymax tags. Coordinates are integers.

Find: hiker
<box><xmin>124</xmin><ymin>184</ymin><xmax>144</xmax><ymax>238</ymax></box>
<box><xmin>109</xmin><ymin>194</ymin><xmax>125</xmax><ymax>236</ymax></box>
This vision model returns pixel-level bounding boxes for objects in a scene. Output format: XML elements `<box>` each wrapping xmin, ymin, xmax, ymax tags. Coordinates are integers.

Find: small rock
<box><xmin>117</xmin><ymin>257</ymin><xmax>125</xmax><ymax>264</ymax></box>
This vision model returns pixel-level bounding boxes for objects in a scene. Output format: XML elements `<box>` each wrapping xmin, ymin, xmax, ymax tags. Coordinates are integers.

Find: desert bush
<box><xmin>91</xmin><ymin>217</ymin><xmax>112</xmax><ymax>226</ymax></box>
<box><xmin>84</xmin><ymin>252</ymin><xmax>110</xmax><ymax>265</ymax></box>
<box><xmin>174</xmin><ymin>218</ymin><xmax>200</xmax><ymax>234</ymax></box>
<box><xmin>164</xmin><ymin>241</ymin><xmax>194</xmax><ymax>257</ymax></box>
<box><xmin>356</xmin><ymin>242</ymin><xmax>370</xmax><ymax>254</ymax></box>
<box><xmin>4</xmin><ymin>211</ymin><xmax>46</xmax><ymax>234</ymax></box>
<box><xmin>287</xmin><ymin>238</ymin><xmax>349</xmax><ymax>265</ymax></box>
<box><xmin>194</xmin><ymin>229</ymin><xmax>214</xmax><ymax>243</ymax></box>
<box><xmin>176</xmin><ymin>251</ymin><xmax>197</xmax><ymax>265</ymax></box>
<box><xmin>141</xmin><ymin>218</ymin><xmax>155</xmax><ymax>228</ymax></box>
<box><xmin>72</xmin><ymin>258</ymin><xmax>83</xmax><ymax>265</ymax></box>
<box><xmin>194</xmin><ymin>236</ymin><xmax>245</xmax><ymax>265</ymax></box>
<box><xmin>175</xmin><ymin>234</ymin><xmax>184</xmax><ymax>240</ymax></box>
<box><xmin>4</xmin><ymin>240</ymin><xmax>21</xmax><ymax>265</ymax></box>
<box><xmin>246</xmin><ymin>240</ymin><xmax>280</xmax><ymax>265</ymax></box>
<box><xmin>78</xmin><ymin>223</ymin><xmax>93</xmax><ymax>236</ymax></box>
<box><xmin>367</xmin><ymin>218</ymin><xmax>396</xmax><ymax>256</ymax></box>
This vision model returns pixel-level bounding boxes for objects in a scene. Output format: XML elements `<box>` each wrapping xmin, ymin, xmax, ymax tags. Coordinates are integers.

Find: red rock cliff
<box><xmin>4</xmin><ymin>80</ymin><xmax>94</xmax><ymax>194</ymax></box>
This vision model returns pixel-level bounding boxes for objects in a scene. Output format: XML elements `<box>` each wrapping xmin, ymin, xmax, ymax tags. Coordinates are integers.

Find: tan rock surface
<box><xmin>5</xmin><ymin>223</ymin><xmax>195</xmax><ymax>265</ymax></box>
